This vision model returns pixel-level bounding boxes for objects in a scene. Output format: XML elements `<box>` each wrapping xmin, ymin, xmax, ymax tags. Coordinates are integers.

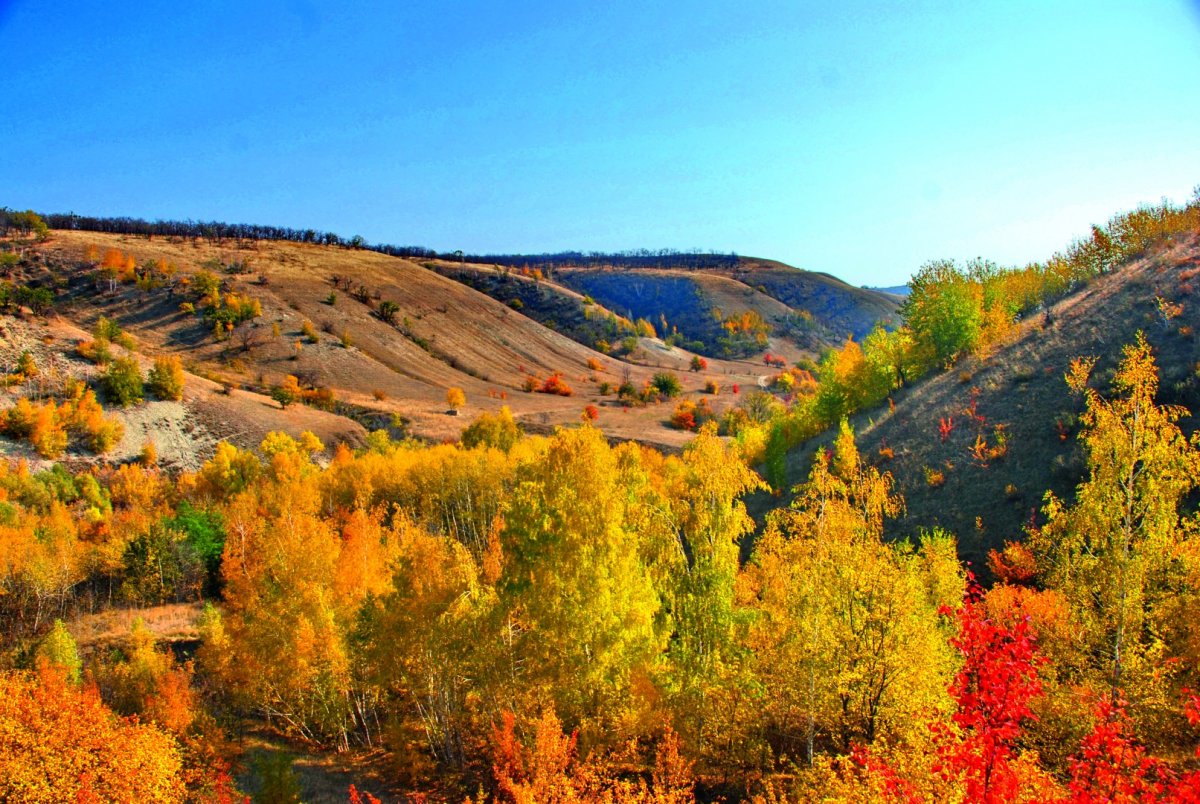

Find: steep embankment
<box><xmin>769</xmin><ymin>234</ymin><xmax>1200</xmax><ymax>567</ymax></box>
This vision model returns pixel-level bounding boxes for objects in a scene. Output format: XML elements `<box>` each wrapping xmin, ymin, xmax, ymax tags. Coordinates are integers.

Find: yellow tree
<box><xmin>748</xmin><ymin>421</ymin><xmax>961</xmax><ymax>761</ymax></box>
<box><xmin>657</xmin><ymin>424</ymin><xmax>765</xmax><ymax>762</ymax></box>
<box><xmin>1032</xmin><ymin>333</ymin><xmax>1200</xmax><ymax>707</ymax></box>
<box><xmin>496</xmin><ymin>425</ymin><xmax>664</xmax><ymax>738</ymax></box>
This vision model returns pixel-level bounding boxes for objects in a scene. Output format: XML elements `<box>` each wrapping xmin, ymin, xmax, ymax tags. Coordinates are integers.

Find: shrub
<box><xmin>671</xmin><ymin>403</ymin><xmax>697</xmax><ymax>431</ymax></box>
<box><xmin>87</xmin><ymin>416</ymin><xmax>125</xmax><ymax>454</ymax></box>
<box><xmin>94</xmin><ymin>315</ymin><xmax>122</xmax><ymax>341</ymax></box>
<box><xmin>538</xmin><ymin>373</ymin><xmax>573</xmax><ymax>396</ymax></box>
<box><xmin>76</xmin><ymin>338</ymin><xmax>112</xmax><ymax>365</ymax></box>
<box><xmin>690</xmin><ymin>355</ymin><xmax>708</xmax><ymax>372</ymax></box>
<box><xmin>372</xmin><ymin>389</ymin><xmax>387</xmax><ymax>401</ymax></box>
<box><xmin>581</xmin><ymin>404</ymin><xmax>600</xmax><ymax>422</ymax></box>
<box><xmin>16</xmin><ymin>351</ymin><xmax>36</xmax><ymax>379</ymax></box>
<box><xmin>30</xmin><ymin>404</ymin><xmax>67</xmax><ymax>458</ymax></box>
<box><xmin>446</xmin><ymin>387</ymin><xmax>466</xmax><ymax>411</ymax></box>
<box><xmin>587</xmin><ymin>357</ymin><xmax>605</xmax><ymax>372</ymax></box>
<box><xmin>704</xmin><ymin>379</ymin><xmax>720</xmax><ymax>394</ymax></box>
<box><xmin>650</xmin><ymin>372</ymin><xmax>682</xmax><ymax>399</ymax></box>
<box><xmin>103</xmin><ymin>357</ymin><xmax>144</xmax><ymax>407</ymax></box>
<box><xmin>300</xmin><ymin>320</ymin><xmax>320</xmax><ymax>343</ymax></box>
<box><xmin>461</xmin><ymin>406</ymin><xmax>521</xmax><ymax>452</ymax></box>
<box><xmin>147</xmin><ymin>356</ymin><xmax>185</xmax><ymax>401</ymax></box>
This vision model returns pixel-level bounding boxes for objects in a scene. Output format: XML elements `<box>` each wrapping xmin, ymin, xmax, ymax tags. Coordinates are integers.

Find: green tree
<box><xmin>497</xmin><ymin>426</ymin><xmax>664</xmax><ymax>732</ymax></box>
<box><xmin>901</xmin><ymin>259</ymin><xmax>983</xmax><ymax>368</ymax></box>
<box><xmin>37</xmin><ymin>619</ymin><xmax>81</xmax><ymax>683</ymax></box>
<box><xmin>461</xmin><ymin>406</ymin><xmax>521</xmax><ymax>452</ymax></box>
<box><xmin>146</xmin><ymin>356</ymin><xmax>185</xmax><ymax>401</ymax></box>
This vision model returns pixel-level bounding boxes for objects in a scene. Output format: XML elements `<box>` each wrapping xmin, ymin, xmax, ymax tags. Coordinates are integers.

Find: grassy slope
<box><xmin>761</xmin><ymin>233</ymin><xmax>1200</xmax><ymax>568</ymax></box>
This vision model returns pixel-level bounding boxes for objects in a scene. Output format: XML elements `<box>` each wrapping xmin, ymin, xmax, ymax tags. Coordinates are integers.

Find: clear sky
<box><xmin>2</xmin><ymin>1</ymin><xmax>1198</xmax><ymax>285</ymax></box>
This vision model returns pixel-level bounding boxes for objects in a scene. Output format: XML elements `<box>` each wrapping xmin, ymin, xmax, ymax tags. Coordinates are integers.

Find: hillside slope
<box><xmin>429</xmin><ymin>254</ymin><xmax>900</xmax><ymax>361</ymax></box>
<box><xmin>767</xmin><ymin>233</ymin><xmax>1200</xmax><ymax>567</ymax></box>
<box><xmin>8</xmin><ymin>231</ymin><xmax>811</xmax><ymax>459</ymax></box>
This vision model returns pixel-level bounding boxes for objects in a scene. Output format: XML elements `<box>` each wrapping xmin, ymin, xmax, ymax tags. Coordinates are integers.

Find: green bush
<box><xmin>651</xmin><ymin>371</ymin><xmax>682</xmax><ymax>398</ymax></box>
<box><xmin>103</xmin><ymin>357</ymin><xmax>144</xmax><ymax>406</ymax></box>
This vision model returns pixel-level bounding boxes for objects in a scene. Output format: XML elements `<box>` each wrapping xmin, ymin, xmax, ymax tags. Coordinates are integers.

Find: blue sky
<box><xmin>2</xmin><ymin>1</ymin><xmax>1198</xmax><ymax>285</ymax></box>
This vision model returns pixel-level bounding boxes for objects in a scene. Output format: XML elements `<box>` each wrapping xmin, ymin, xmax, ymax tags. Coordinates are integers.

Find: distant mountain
<box><xmin>867</xmin><ymin>284</ymin><xmax>911</xmax><ymax>297</ymax></box>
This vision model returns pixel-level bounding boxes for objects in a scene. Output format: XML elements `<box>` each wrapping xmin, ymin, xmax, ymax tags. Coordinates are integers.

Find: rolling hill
<box><xmin>429</xmin><ymin>254</ymin><xmax>902</xmax><ymax>361</ymax></box>
<box><xmin>0</xmin><ymin>229</ymin><xmax>897</xmax><ymax>467</ymax></box>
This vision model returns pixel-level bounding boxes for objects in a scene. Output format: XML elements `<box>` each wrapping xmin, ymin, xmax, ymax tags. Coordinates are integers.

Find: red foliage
<box><xmin>348</xmin><ymin>784</ymin><xmax>382</xmax><ymax>804</ymax></box>
<box><xmin>1060</xmin><ymin>696</ymin><xmax>1200</xmax><ymax>803</ymax></box>
<box><xmin>731</xmin><ymin>383</ymin><xmax>740</xmax><ymax>395</ymax></box>
<box><xmin>581</xmin><ymin>405</ymin><xmax>599</xmax><ymax>422</ymax></box>
<box><xmin>848</xmin><ymin>743</ymin><xmax>922</xmax><ymax>804</ymax></box>
<box><xmin>934</xmin><ymin>581</ymin><xmax>1046</xmax><ymax>804</ymax></box>
<box><xmin>939</xmin><ymin>416</ymin><xmax>955</xmax><ymax>442</ymax></box>
<box><xmin>538</xmin><ymin>373</ymin><xmax>573</xmax><ymax>396</ymax></box>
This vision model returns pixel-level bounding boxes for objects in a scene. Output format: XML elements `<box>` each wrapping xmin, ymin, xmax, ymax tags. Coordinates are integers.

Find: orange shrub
<box><xmin>538</xmin><ymin>373</ymin><xmax>573</xmax><ymax>396</ymax></box>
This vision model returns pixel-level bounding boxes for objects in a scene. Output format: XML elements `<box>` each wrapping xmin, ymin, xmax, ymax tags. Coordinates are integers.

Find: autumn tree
<box><xmin>1032</xmin><ymin>333</ymin><xmax>1200</xmax><ymax>706</ymax></box>
<box><xmin>0</xmin><ymin>665</ymin><xmax>185</xmax><ymax>801</ymax></box>
<box><xmin>147</xmin><ymin>355</ymin><xmax>185</xmax><ymax>400</ymax></box>
<box><xmin>749</xmin><ymin>421</ymin><xmax>961</xmax><ymax>761</ymax></box>
<box><xmin>495</xmin><ymin>426</ymin><xmax>664</xmax><ymax>736</ymax></box>
<box><xmin>461</xmin><ymin>406</ymin><xmax>522</xmax><ymax>452</ymax></box>
<box><xmin>658</xmin><ymin>424</ymin><xmax>764</xmax><ymax>761</ymax></box>
<box><xmin>103</xmin><ymin>356</ymin><xmax>144</xmax><ymax>406</ymax></box>
<box><xmin>447</xmin><ymin>386</ymin><xmax>466</xmax><ymax>412</ymax></box>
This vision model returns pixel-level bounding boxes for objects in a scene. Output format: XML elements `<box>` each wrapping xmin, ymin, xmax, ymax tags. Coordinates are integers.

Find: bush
<box><xmin>650</xmin><ymin>372</ymin><xmax>682</xmax><ymax>398</ymax></box>
<box><xmin>147</xmin><ymin>356</ymin><xmax>185</xmax><ymax>401</ymax></box>
<box><xmin>103</xmin><ymin>357</ymin><xmax>144</xmax><ymax>407</ymax></box>
<box><xmin>704</xmin><ymin>379</ymin><xmax>720</xmax><ymax>394</ymax></box>
<box><xmin>538</xmin><ymin>373</ymin><xmax>573</xmax><ymax>396</ymax></box>
<box><xmin>461</xmin><ymin>406</ymin><xmax>521</xmax><ymax>452</ymax></box>
<box><xmin>300</xmin><ymin>320</ymin><xmax>320</xmax><ymax>343</ymax></box>
<box><xmin>76</xmin><ymin>338</ymin><xmax>112</xmax><ymax>365</ymax></box>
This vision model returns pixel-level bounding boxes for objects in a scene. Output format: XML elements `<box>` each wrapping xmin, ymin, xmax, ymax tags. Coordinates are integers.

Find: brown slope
<box><xmin>29</xmin><ymin>232</ymin><xmax>780</xmax><ymax>451</ymax></box>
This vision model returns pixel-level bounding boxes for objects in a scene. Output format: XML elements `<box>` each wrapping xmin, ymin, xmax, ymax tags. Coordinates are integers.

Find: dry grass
<box><xmin>67</xmin><ymin>602</ymin><xmax>204</xmax><ymax>649</ymax></box>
